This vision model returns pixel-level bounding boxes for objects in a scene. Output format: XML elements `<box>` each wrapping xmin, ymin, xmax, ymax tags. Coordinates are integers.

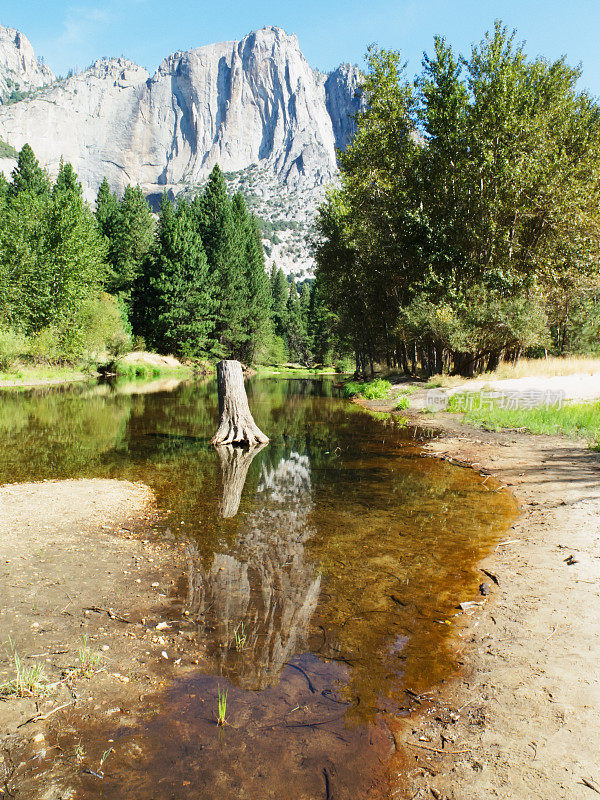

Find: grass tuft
<box><xmin>0</xmin><ymin>649</ymin><xmax>49</xmax><ymax>697</ymax></box>
<box><xmin>77</xmin><ymin>635</ymin><xmax>102</xmax><ymax>677</ymax></box>
<box><xmin>216</xmin><ymin>685</ymin><xmax>228</xmax><ymax>726</ymax></box>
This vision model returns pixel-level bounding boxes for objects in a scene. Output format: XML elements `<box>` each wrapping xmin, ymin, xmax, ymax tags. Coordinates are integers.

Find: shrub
<box><xmin>334</xmin><ymin>355</ymin><xmax>355</xmax><ymax>373</ymax></box>
<box><xmin>342</xmin><ymin>378</ymin><xmax>392</xmax><ymax>399</ymax></box>
<box><xmin>0</xmin><ymin>328</ymin><xmax>29</xmax><ymax>371</ymax></box>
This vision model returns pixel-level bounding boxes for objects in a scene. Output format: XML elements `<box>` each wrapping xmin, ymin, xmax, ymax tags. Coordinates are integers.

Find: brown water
<box><xmin>0</xmin><ymin>378</ymin><xmax>518</xmax><ymax>799</ymax></box>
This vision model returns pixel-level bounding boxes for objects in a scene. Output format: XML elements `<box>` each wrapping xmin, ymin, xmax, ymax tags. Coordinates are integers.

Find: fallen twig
<box><xmin>83</xmin><ymin>607</ymin><xmax>132</xmax><ymax>623</ymax></box>
<box><xmin>407</xmin><ymin>742</ymin><xmax>470</xmax><ymax>755</ymax></box>
<box><xmin>581</xmin><ymin>777</ymin><xmax>600</xmax><ymax>795</ymax></box>
<box><xmin>495</xmin><ymin>539</ymin><xmax>520</xmax><ymax>550</ymax></box>
<box><xmin>17</xmin><ymin>701</ymin><xmax>74</xmax><ymax>728</ymax></box>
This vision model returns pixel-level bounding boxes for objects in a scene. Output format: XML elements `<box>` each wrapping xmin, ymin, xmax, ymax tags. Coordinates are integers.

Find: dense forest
<box><xmin>1</xmin><ymin>23</ymin><xmax>600</xmax><ymax>378</ymax></box>
<box><xmin>314</xmin><ymin>22</ymin><xmax>600</xmax><ymax>376</ymax></box>
<box><xmin>0</xmin><ymin>147</ymin><xmax>341</xmax><ymax>371</ymax></box>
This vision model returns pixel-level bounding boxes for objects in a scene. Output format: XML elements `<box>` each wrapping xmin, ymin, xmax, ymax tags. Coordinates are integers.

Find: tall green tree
<box><xmin>134</xmin><ymin>195</ymin><xmax>217</xmax><ymax>356</ymax></box>
<box><xmin>195</xmin><ymin>165</ymin><xmax>246</xmax><ymax>355</ymax></box>
<box><xmin>231</xmin><ymin>193</ymin><xmax>271</xmax><ymax>362</ymax></box>
<box><xmin>101</xmin><ymin>184</ymin><xmax>155</xmax><ymax>302</ymax></box>
<box><xmin>316</xmin><ymin>23</ymin><xmax>600</xmax><ymax>375</ymax></box>
<box><xmin>8</xmin><ymin>143</ymin><xmax>50</xmax><ymax>199</ymax></box>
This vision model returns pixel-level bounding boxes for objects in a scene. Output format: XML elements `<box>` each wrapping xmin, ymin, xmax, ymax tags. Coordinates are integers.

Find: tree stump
<box><xmin>217</xmin><ymin>443</ymin><xmax>267</xmax><ymax>518</ymax></box>
<box><xmin>211</xmin><ymin>360</ymin><xmax>269</xmax><ymax>447</ymax></box>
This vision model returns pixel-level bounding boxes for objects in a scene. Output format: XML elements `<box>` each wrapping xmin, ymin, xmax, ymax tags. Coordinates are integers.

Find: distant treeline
<box><xmin>0</xmin><ymin>146</ymin><xmax>342</xmax><ymax>369</ymax></box>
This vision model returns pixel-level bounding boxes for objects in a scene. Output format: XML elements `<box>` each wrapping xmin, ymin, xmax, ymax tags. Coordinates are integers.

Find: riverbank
<box><xmin>357</xmin><ymin>392</ymin><xmax>600</xmax><ymax>799</ymax></box>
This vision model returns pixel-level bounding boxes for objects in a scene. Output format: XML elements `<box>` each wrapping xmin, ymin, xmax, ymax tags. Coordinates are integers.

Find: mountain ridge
<box><xmin>0</xmin><ymin>24</ymin><xmax>364</xmax><ymax>276</ymax></box>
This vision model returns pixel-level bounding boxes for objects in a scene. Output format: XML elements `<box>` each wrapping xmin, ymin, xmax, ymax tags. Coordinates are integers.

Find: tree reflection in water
<box><xmin>187</xmin><ymin>450</ymin><xmax>321</xmax><ymax>689</ymax></box>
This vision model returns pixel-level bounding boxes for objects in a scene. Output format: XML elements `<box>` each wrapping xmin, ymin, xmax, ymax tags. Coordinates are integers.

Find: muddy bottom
<box><xmin>0</xmin><ymin>379</ymin><xmax>518</xmax><ymax>799</ymax></box>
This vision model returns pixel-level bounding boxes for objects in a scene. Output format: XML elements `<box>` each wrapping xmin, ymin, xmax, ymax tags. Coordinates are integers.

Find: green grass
<box><xmin>77</xmin><ymin>635</ymin><xmax>102</xmax><ymax>677</ymax></box>
<box><xmin>448</xmin><ymin>392</ymin><xmax>600</xmax><ymax>447</ymax></box>
<box><xmin>113</xmin><ymin>362</ymin><xmax>193</xmax><ymax>380</ymax></box>
<box><xmin>0</xmin><ymin>364</ymin><xmax>91</xmax><ymax>385</ymax></box>
<box><xmin>254</xmin><ymin>365</ymin><xmax>339</xmax><ymax>377</ymax></box>
<box><xmin>216</xmin><ymin>685</ymin><xmax>228</xmax><ymax>725</ymax></box>
<box><xmin>0</xmin><ymin>649</ymin><xmax>49</xmax><ymax>697</ymax></box>
<box><xmin>342</xmin><ymin>378</ymin><xmax>392</xmax><ymax>400</ymax></box>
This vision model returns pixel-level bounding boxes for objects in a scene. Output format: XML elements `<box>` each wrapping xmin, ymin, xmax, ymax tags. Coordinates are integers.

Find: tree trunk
<box><xmin>217</xmin><ymin>443</ymin><xmax>267</xmax><ymax>518</ymax></box>
<box><xmin>211</xmin><ymin>360</ymin><xmax>269</xmax><ymax>447</ymax></box>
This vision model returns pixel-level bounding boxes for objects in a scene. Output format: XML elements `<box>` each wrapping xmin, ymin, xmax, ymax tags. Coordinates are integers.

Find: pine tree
<box><xmin>134</xmin><ymin>195</ymin><xmax>217</xmax><ymax>356</ymax></box>
<box><xmin>95</xmin><ymin>177</ymin><xmax>119</xmax><ymax>236</ymax></box>
<box><xmin>9</xmin><ymin>143</ymin><xmax>50</xmax><ymax>198</ymax></box>
<box><xmin>286</xmin><ymin>280</ymin><xmax>310</xmax><ymax>363</ymax></box>
<box><xmin>52</xmin><ymin>159</ymin><xmax>82</xmax><ymax>199</ymax></box>
<box><xmin>104</xmin><ymin>185</ymin><xmax>155</xmax><ymax>302</ymax></box>
<box><xmin>231</xmin><ymin>193</ymin><xmax>271</xmax><ymax>362</ymax></box>
<box><xmin>196</xmin><ymin>165</ymin><xmax>245</xmax><ymax>356</ymax></box>
<box><xmin>270</xmin><ymin>266</ymin><xmax>289</xmax><ymax>338</ymax></box>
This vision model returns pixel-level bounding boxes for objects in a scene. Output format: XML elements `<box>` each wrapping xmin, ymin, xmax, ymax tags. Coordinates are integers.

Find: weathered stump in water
<box><xmin>217</xmin><ymin>443</ymin><xmax>266</xmax><ymax>518</ymax></box>
<box><xmin>211</xmin><ymin>360</ymin><xmax>269</xmax><ymax>447</ymax></box>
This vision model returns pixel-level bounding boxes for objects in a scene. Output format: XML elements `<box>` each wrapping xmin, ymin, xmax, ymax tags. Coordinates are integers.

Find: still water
<box><xmin>0</xmin><ymin>378</ymin><xmax>517</xmax><ymax>798</ymax></box>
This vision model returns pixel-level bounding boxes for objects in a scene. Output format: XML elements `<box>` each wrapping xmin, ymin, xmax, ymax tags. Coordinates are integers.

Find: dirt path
<box><xmin>386</xmin><ymin>413</ymin><xmax>600</xmax><ymax>800</ymax></box>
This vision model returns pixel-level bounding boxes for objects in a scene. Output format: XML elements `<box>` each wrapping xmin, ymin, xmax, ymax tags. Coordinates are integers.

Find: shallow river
<box><xmin>0</xmin><ymin>377</ymin><xmax>517</xmax><ymax>799</ymax></box>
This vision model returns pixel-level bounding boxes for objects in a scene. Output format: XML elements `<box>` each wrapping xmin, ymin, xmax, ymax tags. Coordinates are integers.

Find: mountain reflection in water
<box><xmin>188</xmin><ymin>450</ymin><xmax>321</xmax><ymax>689</ymax></box>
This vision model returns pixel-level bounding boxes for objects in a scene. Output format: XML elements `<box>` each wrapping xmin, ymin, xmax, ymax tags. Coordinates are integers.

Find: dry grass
<box><xmin>425</xmin><ymin>356</ymin><xmax>600</xmax><ymax>389</ymax></box>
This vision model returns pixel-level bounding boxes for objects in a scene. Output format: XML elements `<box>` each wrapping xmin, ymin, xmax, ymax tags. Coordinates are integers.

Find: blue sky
<box><xmin>3</xmin><ymin>0</ymin><xmax>600</xmax><ymax>94</ymax></box>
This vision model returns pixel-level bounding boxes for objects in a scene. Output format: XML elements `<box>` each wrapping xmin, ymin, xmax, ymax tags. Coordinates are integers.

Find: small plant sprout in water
<box><xmin>216</xmin><ymin>685</ymin><xmax>228</xmax><ymax>726</ymax></box>
<box><xmin>100</xmin><ymin>747</ymin><xmax>114</xmax><ymax>770</ymax></box>
<box><xmin>78</xmin><ymin>635</ymin><xmax>102</xmax><ymax>677</ymax></box>
<box><xmin>232</xmin><ymin>621</ymin><xmax>247</xmax><ymax>651</ymax></box>
<box><xmin>0</xmin><ymin>647</ymin><xmax>49</xmax><ymax>698</ymax></box>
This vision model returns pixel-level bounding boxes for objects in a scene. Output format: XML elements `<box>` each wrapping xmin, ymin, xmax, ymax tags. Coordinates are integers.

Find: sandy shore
<box><xmin>386</xmin><ymin>412</ymin><xmax>600</xmax><ymax>800</ymax></box>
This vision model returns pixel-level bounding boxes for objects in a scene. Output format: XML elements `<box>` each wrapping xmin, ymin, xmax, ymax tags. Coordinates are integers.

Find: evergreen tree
<box><xmin>134</xmin><ymin>195</ymin><xmax>216</xmax><ymax>356</ymax></box>
<box><xmin>52</xmin><ymin>159</ymin><xmax>82</xmax><ymax>199</ymax></box>
<box><xmin>9</xmin><ymin>143</ymin><xmax>50</xmax><ymax>198</ymax></box>
<box><xmin>231</xmin><ymin>193</ymin><xmax>271</xmax><ymax>362</ymax></box>
<box><xmin>196</xmin><ymin>165</ymin><xmax>245</xmax><ymax>356</ymax></box>
<box><xmin>0</xmin><ymin>157</ymin><xmax>105</xmax><ymax>339</ymax></box>
<box><xmin>104</xmin><ymin>184</ymin><xmax>155</xmax><ymax>302</ymax></box>
<box><xmin>270</xmin><ymin>266</ymin><xmax>289</xmax><ymax>338</ymax></box>
<box><xmin>95</xmin><ymin>177</ymin><xmax>119</xmax><ymax>236</ymax></box>
<box><xmin>286</xmin><ymin>281</ymin><xmax>310</xmax><ymax>362</ymax></box>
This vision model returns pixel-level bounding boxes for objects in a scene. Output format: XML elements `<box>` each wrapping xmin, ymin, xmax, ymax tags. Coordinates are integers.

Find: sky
<box><xmin>3</xmin><ymin>0</ymin><xmax>600</xmax><ymax>95</ymax></box>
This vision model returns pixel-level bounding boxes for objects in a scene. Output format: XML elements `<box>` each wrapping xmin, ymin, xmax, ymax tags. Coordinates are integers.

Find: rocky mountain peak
<box><xmin>0</xmin><ymin>24</ymin><xmax>54</xmax><ymax>103</ymax></box>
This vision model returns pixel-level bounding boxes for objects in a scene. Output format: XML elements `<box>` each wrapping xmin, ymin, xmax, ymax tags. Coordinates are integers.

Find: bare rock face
<box><xmin>0</xmin><ymin>25</ymin><xmax>363</xmax><ymax>274</ymax></box>
<box><xmin>0</xmin><ymin>26</ymin><xmax>361</xmax><ymax>198</ymax></box>
<box><xmin>0</xmin><ymin>25</ymin><xmax>54</xmax><ymax>103</ymax></box>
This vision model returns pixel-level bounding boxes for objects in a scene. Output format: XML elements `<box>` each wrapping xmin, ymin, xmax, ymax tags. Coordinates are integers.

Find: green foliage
<box><xmin>0</xmin><ymin>146</ymin><xmax>107</xmax><ymax>359</ymax></box>
<box><xmin>96</xmin><ymin>181</ymin><xmax>155</xmax><ymax>304</ymax></box>
<box><xmin>316</xmin><ymin>23</ymin><xmax>600</xmax><ymax>376</ymax></box>
<box><xmin>134</xmin><ymin>194</ymin><xmax>217</xmax><ymax>357</ymax></box>
<box><xmin>0</xmin><ymin>328</ymin><xmax>29</xmax><ymax>371</ymax></box>
<box><xmin>342</xmin><ymin>378</ymin><xmax>391</xmax><ymax>399</ymax></box>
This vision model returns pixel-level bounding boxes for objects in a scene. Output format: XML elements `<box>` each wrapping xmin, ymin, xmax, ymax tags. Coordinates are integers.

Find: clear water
<box><xmin>0</xmin><ymin>378</ymin><xmax>517</xmax><ymax>799</ymax></box>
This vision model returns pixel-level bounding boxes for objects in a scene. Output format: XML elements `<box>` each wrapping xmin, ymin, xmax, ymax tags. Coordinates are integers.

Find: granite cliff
<box><xmin>0</xmin><ymin>25</ymin><xmax>363</xmax><ymax>275</ymax></box>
